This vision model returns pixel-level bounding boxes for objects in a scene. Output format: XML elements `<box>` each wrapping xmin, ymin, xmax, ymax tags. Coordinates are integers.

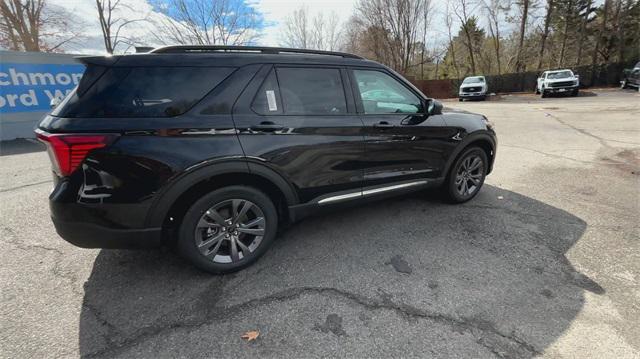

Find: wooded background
<box><xmin>2</xmin><ymin>0</ymin><xmax>639</xmax><ymax>96</ymax></box>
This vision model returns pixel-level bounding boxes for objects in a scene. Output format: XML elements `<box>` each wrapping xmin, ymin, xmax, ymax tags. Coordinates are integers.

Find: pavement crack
<box><xmin>0</xmin><ymin>179</ymin><xmax>53</xmax><ymax>193</ymax></box>
<box><xmin>500</xmin><ymin>144</ymin><xmax>605</xmax><ymax>165</ymax></box>
<box><xmin>85</xmin><ymin>286</ymin><xmax>541</xmax><ymax>358</ymax></box>
<box><xmin>549</xmin><ymin>115</ymin><xmax>620</xmax><ymax>149</ymax></box>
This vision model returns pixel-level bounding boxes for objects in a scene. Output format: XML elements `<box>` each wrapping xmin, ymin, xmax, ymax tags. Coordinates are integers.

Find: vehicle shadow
<box><xmin>78</xmin><ymin>184</ymin><xmax>600</xmax><ymax>357</ymax></box>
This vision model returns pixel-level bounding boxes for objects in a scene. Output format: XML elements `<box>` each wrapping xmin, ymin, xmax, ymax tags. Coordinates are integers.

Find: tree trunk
<box><xmin>538</xmin><ymin>0</ymin><xmax>554</xmax><ymax>70</ymax></box>
<box><xmin>450</xmin><ymin>42</ymin><xmax>461</xmax><ymax>79</ymax></box>
<box><xmin>575</xmin><ymin>0</ymin><xmax>592</xmax><ymax>66</ymax></box>
<box><xmin>558</xmin><ymin>0</ymin><xmax>573</xmax><ymax>68</ymax></box>
<box><xmin>616</xmin><ymin>0</ymin><xmax>625</xmax><ymax>63</ymax></box>
<box><xmin>515</xmin><ymin>0</ymin><xmax>530</xmax><ymax>73</ymax></box>
<box><xmin>463</xmin><ymin>25</ymin><xmax>477</xmax><ymax>74</ymax></box>
<box><xmin>591</xmin><ymin>0</ymin><xmax>610</xmax><ymax>86</ymax></box>
<box><xmin>96</xmin><ymin>0</ymin><xmax>114</xmax><ymax>54</ymax></box>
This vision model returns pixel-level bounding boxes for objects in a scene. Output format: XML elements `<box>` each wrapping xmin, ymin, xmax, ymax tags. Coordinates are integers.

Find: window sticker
<box><xmin>266</xmin><ymin>90</ymin><xmax>277</xmax><ymax>111</ymax></box>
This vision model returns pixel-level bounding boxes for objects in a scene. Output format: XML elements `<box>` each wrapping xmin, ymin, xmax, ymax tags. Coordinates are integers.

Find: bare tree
<box><xmin>280</xmin><ymin>7</ymin><xmax>311</xmax><ymax>48</ymax></box>
<box><xmin>312</xmin><ymin>11</ymin><xmax>342</xmax><ymax>51</ymax></box>
<box><xmin>453</xmin><ymin>0</ymin><xmax>481</xmax><ymax>74</ymax></box>
<box><xmin>152</xmin><ymin>0</ymin><xmax>262</xmax><ymax>46</ymax></box>
<box><xmin>280</xmin><ymin>7</ymin><xmax>344</xmax><ymax>51</ymax></box>
<box><xmin>352</xmin><ymin>0</ymin><xmax>430</xmax><ymax>73</ymax></box>
<box><xmin>484</xmin><ymin>0</ymin><xmax>507</xmax><ymax>75</ymax></box>
<box><xmin>96</xmin><ymin>0</ymin><xmax>148</xmax><ymax>54</ymax></box>
<box><xmin>557</xmin><ymin>0</ymin><xmax>575</xmax><ymax>67</ymax></box>
<box><xmin>512</xmin><ymin>0</ymin><xmax>535</xmax><ymax>72</ymax></box>
<box><xmin>537</xmin><ymin>0</ymin><xmax>554</xmax><ymax>70</ymax></box>
<box><xmin>590</xmin><ymin>0</ymin><xmax>611</xmax><ymax>84</ymax></box>
<box><xmin>420</xmin><ymin>0</ymin><xmax>434</xmax><ymax>79</ymax></box>
<box><xmin>444</xmin><ymin>1</ymin><xmax>462</xmax><ymax>78</ymax></box>
<box><xmin>0</xmin><ymin>0</ymin><xmax>82</xmax><ymax>51</ymax></box>
<box><xmin>574</xmin><ymin>0</ymin><xmax>593</xmax><ymax>66</ymax></box>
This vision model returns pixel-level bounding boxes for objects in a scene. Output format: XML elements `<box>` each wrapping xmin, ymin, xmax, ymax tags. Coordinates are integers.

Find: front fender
<box><xmin>442</xmin><ymin>130</ymin><xmax>497</xmax><ymax>177</ymax></box>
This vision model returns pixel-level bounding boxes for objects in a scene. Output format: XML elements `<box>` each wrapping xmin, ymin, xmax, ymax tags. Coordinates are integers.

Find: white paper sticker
<box><xmin>266</xmin><ymin>90</ymin><xmax>277</xmax><ymax>111</ymax></box>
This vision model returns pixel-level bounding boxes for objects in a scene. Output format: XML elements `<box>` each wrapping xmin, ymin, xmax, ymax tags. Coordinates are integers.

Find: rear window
<box><xmin>54</xmin><ymin>66</ymin><xmax>234</xmax><ymax>118</ymax></box>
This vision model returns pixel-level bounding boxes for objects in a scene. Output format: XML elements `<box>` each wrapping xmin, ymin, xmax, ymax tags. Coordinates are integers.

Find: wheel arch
<box><xmin>443</xmin><ymin>132</ymin><xmax>496</xmax><ymax>177</ymax></box>
<box><xmin>145</xmin><ymin>160</ymin><xmax>298</xmax><ymax>240</ymax></box>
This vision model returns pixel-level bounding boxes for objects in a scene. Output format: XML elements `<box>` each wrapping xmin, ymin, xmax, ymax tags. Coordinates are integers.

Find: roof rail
<box><xmin>150</xmin><ymin>45</ymin><xmax>364</xmax><ymax>59</ymax></box>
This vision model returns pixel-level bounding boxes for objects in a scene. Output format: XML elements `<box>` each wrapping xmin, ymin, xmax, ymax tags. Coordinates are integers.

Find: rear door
<box><xmin>232</xmin><ymin>65</ymin><xmax>365</xmax><ymax>203</ymax></box>
<box><xmin>349</xmin><ymin>68</ymin><xmax>450</xmax><ymax>188</ymax></box>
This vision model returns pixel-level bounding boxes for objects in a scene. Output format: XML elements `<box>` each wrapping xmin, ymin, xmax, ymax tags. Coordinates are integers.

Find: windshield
<box><xmin>463</xmin><ymin>77</ymin><xmax>484</xmax><ymax>84</ymax></box>
<box><xmin>547</xmin><ymin>71</ymin><xmax>573</xmax><ymax>79</ymax></box>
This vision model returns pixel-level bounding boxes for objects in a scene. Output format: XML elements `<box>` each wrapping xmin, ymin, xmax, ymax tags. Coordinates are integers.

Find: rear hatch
<box><xmin>36</xmin><ymin>55</ymin><xmax>235</xmax><ymax>177</ymax></box>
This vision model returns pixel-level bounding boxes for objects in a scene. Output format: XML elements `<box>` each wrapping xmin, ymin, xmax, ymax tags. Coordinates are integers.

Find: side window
<box><xmin>352</xmin><ymin>70</ymin><xmax>422</xmax><ymax>114</ymax></box>
<box><xmin>276</xmin><ymin>67</ymin><xmax>347</xmax><ymax>115</ymax></box>
<box><xmin>56</xmin><ymin>66</ymin><xmax>234</xmax><ymax>118</ymax></box>
<box><xmin>252</xmin><ymin>69</ymin><xmax>282</xmax><ymax>115</ymax></box>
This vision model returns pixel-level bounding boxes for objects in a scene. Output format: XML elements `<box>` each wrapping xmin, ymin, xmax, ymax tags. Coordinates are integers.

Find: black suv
<box><xmin>36</xmin><ymin>46</ymin><xmax>497</xmax><ymax>273</ymax></box>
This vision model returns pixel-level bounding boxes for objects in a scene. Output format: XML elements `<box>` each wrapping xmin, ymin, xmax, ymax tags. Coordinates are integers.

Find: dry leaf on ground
<box><xmin>241</xmin><ymin>330</ymin><xmax>259</xmax><ymax>341</ymax></box>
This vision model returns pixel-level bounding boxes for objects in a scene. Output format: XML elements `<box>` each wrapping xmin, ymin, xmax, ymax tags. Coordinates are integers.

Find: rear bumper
<box><xmin>49</xmin><ymin>177</ymin><xmax>162</xmax><ymax>249</ymax></box>
<box><xmin>53</xmin><ymin>219</ymin><xmax>162</xmax><ymax>249</ymax></box>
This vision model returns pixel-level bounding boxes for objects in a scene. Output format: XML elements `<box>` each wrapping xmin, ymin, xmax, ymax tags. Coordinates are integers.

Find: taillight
<box><xmin>35</xmin><ymin>131</ymin><xmax>118</xmax><ymax>176</ymax></box>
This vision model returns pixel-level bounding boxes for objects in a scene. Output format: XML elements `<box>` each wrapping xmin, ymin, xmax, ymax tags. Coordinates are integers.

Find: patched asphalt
<box><xmin>1</xmin><ymin>89</ymin><xmax>638</xmax><ymax>358</ymax></box>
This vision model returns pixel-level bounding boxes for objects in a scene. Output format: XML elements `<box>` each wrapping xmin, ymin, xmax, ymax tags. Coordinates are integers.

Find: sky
<box><xmin>50</xmin><ymin>0</ymin><xmax>360</xmax><ymax>54</ymax></box>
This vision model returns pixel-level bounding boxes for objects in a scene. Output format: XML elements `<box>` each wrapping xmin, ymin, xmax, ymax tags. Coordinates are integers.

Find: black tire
<box><xmin>177</xmin><ymin>186</ymin><xmax>278</xmax><ymax>274</ymax></box>
<box><xmin>459</xmin><ymin>98</ymin><xmax>463</xmax><ymax>102</ymax></box>
<box><xmin>571</xmin><ymin>89</ymin><xmax>579</xmax><ymax>97</ymax></box>
<box><xmin>535</xmin><ymin>87</ymin><xmax>540</xmax><ymax>94</ymax></box>
<box><xmin>443</xmin><ymin>147</ymin><xmax>488</xmax><ymax>204</ymax></box>
<box><xmin>541</xmin><ymin>89</ymin><xmax>547</xmax><ymax>98</ymax></box>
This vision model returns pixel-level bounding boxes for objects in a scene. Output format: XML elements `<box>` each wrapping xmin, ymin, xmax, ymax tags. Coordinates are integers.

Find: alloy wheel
<box><xmin>455</xmin><ymin>155</ymin><xmax>484</xmax><ymax>197</ymax></box>
<box><xmin>194</xmin><ymin>199</ymin><xmax>266</xmax><ymax>264</ymax></box>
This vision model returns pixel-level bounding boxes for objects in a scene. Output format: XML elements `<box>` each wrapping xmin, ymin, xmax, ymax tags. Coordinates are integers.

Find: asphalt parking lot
<box><xmin>1</xmin><ymin>88</ymin><xmax>639</xmax><ymax>358</ymax></box>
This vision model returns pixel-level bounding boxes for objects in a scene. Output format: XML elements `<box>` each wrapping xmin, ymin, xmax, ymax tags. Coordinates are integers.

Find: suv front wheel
<box><xmin>444</xmin><ymin>147</ymin><xmax>488</xmax><ymax>203</ymax></box>
<box><xmin>178</xmin><ymin>186</ymin><xmax>278</xmax><ymax>274</ymax></box>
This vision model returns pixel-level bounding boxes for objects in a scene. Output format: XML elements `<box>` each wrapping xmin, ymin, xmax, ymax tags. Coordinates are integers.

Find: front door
<box><xmin>349</xmin><ymin>68</ymin><xmax>450</xmax><ymax>188</ymax></box>
<box><xmin>232</xmin><ymin>65</ymin><xmax>364</xmax><ymax>203</ymax></box>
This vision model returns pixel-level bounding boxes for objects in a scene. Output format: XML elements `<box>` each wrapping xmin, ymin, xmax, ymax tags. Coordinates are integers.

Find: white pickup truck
<box><xmin>458</xmin><ymin>76</ymin><xmax>488</xmax><ymax>101</ymax></box>
<box><xmin>536</xmin><ymin>69</ymin><xmax>580</xmax><ymax>98</ymax></box>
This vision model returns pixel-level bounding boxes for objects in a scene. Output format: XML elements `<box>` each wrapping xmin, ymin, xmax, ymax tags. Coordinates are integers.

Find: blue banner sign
<box><xmin>0</xmin><ymin>63</ymin><xmax>85</xmax><ymax>114</ymax></box>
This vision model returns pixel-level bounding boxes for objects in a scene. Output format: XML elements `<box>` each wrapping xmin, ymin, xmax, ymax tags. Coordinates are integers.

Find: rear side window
<box><xmin>54</xmin><ymin>66</ymin><xmax>234</xmax><ymax>118</ymax></box>
<box><xmin>276</xmin><ymin>67</ymin><xmax>347</xmax><ymax>115</ymax></box>
<box><xmin>251</xmin><ymin>70</ymin><xmax>282</xmax><ymax>115</ymax></box>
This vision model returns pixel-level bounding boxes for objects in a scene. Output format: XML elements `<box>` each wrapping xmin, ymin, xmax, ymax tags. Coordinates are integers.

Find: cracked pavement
<box><xmin>1</xmin><ymin>89</ymin><xmax>639</xmax><ymax>358</ymax></box>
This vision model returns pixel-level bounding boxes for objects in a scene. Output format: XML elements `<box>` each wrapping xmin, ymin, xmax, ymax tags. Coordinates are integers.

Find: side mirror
<box><xmin>50</xmin><ymin>97</ymin><xmax>62</xmax><ymax>109</ymax></box>
<box><xmin>427</xmin><ymin>100</ymin><xmax>443</xmax><ymax>115</ymax></box>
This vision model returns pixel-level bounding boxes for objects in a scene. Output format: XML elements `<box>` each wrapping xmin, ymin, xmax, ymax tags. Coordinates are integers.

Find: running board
<box><xmin>317</xmin><ymin>180</ymin><xmax>428</xmax><ymax>205</ymax></box>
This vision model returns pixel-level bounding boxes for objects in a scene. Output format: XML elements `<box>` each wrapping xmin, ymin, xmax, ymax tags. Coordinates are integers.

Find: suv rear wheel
<box><xmin>444</xmin><ymin>147</ymin><xmax>488</xmax><ymax>203</ymax></box>
<box><xmin>177</xmin><ymin>186</ymin><xmax>278</xmax><ymax>274</ymax></box>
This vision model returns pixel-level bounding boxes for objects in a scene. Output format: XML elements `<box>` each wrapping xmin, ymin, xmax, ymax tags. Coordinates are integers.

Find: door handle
<box><xmin>250</xmin><ymin>121</ymin><xmax>284</xmax><ymax>132</ymax></box>
<box><xmin>373</xmin><ymin>121</ymin><xmax>394</xmax><ymax>129</ymax></box>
